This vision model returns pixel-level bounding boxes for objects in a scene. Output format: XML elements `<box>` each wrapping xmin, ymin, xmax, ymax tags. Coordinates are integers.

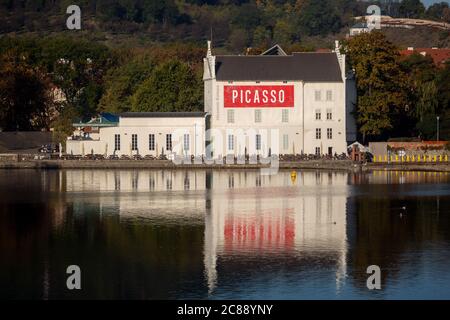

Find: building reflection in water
<box><xmin>204</xmin><ymin>171</ymin><xmax>348</xmax><ymax>294</ymax></box>
<box><xmin>63</xmin><ymin>169</ymin><xmax>349</xmax><ymax>295</ymax></box>
<box><xmin>64</xmin><ymin>169</ymin><xmax>206</xmax><ymax>222</ymax></box>
<box><xmin>1</xmin><ymin>169</ymin><xmax>449</xmax><ymax>298</ymax></box>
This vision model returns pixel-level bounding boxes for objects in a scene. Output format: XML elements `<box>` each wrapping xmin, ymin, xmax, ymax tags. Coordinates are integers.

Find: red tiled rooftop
<box><xmin>400</xmin><ymin>47</ymin><xmax>450</xmax><ymax>67</ymax></box>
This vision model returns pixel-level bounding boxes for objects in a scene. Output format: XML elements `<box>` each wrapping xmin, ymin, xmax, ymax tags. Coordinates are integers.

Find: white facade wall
<box><xmin>66</xmin><ymin>139</ymin><xmax>105</xmax><ymax>156</ymax></box>
<box><xmin>204</xmin><ymin>50</ymin><xmax>348</xmax><ymax>156</ymax></box>
<box><xmin>204</xmin><ymin>79</ymin><xmax>347</xmax><ymax>156</ymax></box>
<box><xmin>67</xmin><ymin>116</ymin><xmax>206</xmax><ymax>157</ymax></box>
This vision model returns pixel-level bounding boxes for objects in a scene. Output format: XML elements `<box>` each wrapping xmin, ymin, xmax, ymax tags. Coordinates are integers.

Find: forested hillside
<box><xmin>1</xmin><ymin>0</ymin><xmax>449</xmax><ymax>50</ymax></box>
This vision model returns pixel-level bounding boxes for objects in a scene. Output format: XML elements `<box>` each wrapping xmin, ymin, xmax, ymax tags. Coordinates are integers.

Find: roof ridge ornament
<box><xmin>261</xmin><ymin>44</ymin><xmax>287</xmax><ymax>56</ymax></box>
<box><xmin>207</xmin><ymin>40</ymin><xmax>212</xmax><ymax>58</ymax></box>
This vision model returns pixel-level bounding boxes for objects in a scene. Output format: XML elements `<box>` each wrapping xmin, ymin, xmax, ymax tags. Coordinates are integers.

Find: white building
<box><xmin>204</xmin><ymin>42</ymin><xmax>350</xmax><ymax>157</ymax></box>
<box><xmin>349</xmin><ymin>22</ymin><xmax>370</xmax><ymax>36</ymax></box>
<box><xmin>66</xmin><ymin>42</ymin><xmax>355</xmax><ymax>158</ymax></box>
<box><xmin>66</xmin><ymin>112</ymin><xmax>207</xmax><ymax>157</ymax></box>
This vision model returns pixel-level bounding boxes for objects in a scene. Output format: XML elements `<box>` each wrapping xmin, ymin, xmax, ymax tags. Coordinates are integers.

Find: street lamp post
<box><xmin>437</xmin><ymin>116</ymin><xmax>440</xmax><ymax>141</ymax></box>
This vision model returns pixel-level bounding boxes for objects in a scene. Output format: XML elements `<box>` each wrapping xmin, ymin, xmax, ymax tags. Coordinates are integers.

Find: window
<box><xmin>327</xmin><ymin>128</ymin><xmax>332</xmax><ymax>139</ymax></box>
<box><xmin>326</xmin><ymin>90</ymin><xmax>332</xmax><ymax>101</ymax></box>
<box><xmin>315</xmin><ymin>147</ymin><xmax>321</xmax><ymax>156</ymax></box>
<box><xmin>228</xmin><ymin>134</ymin><xmax>234</xmax><ymax>151</ymax></box>
<box><xmin>227</xmin><ymin>109</ymin><xmax>235</xmax><ymax>123</ymax></box>
<box><xmin>316</xmin><ymin>128</ymin><xmax>321</xmax><ymax>139</ymax></box>
<box><xmin>315</xmin><ymin>90</ymin><xmax>321</xmax><ymax>101</ymax></box>
<box><xmin>166</xmin><ymin>134</ymin><xmax>172</xmax><ymax>151</ymax></box>
<box><xmin>326</xmin><ymin>109</ymin><xmax>332</xmax><ymax>120</ymax></box>
<box><xmin>255</xmin><ymin>109</ymin><xmax>262</xmax><ymax>123</ymax></box>
<box><xmin>131</xmin><ymin>134</ymin><xmax>138</xmax><ymax>151</ymax></box>
<box><xmin>315</xmin><ymin>110</ymin><xmax>321</xmax><ymax>120</ymax></box>
<box><xmin>256</xmin><ymin>134</ymin><xmax>261</xmax><ymax>151</ymax></box>
<box><xmin>282</xmin><ymin>109</ymin><xmax>289</xmax><ymax>123</ymax></box>
<box><xmin>183</xmin><ymin>134</ymin><xmax>190</xmax><ymax>151</ymax></box>
<box><xmin>114</xmin><ymin>134</ymin><xmax>120</xmax><ymax>151</ymax></box>
<box><xmin>149</xmin><ymin>134</ymin><xmax>155</xmax><ymax>151</ymax></box>
<box><xmin>283</xmin><ymin>134</ymin><xmax>289</xmax><ymax>150</ymax></box>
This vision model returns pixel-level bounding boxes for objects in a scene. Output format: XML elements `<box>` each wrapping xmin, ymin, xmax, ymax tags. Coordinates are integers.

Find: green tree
<box><xmin>272</xmin><ymin>20</ymin><xmax>297</xmax><ymax>47</ymax></box>
<box><xmin>231</xmin><ymin>3</ymin><xmax>261</xmax><ymax>32</ymax></box>
<box><xmin>416</xmin><ymin>112</ymin><xmax>439</xmax><ymax>139</ymax></box>
<box><xmin>51</xmin><ymin>106</ymin><xmax>79</xmax><ymax>144</ymax></box>
<box><xmin>39</xmin><ymin>36</ymin><xmax>113</xmax><ymax>120</ymax></box>
<box><xmin>130</xmin><ymin>60</ymin><xmax>202</xmax><ymax>112</ymax></box>
<box><xmin>343</xmin><ymin>32</ymin><xmax>409</xmax><ymax>141</ymax></box>
<box><xmin>99</xmin><ymin>53</ymin><xmax>154</xmax><ymax>113</ymax></box>
<box><xmin>436</xmin><ymin>62</ymin><xmax>450</xmax><ymax>140</ymax></box>
<box><xmin>436</xmin><ymin>62</ymin><xmax>450</xmax><ymax>117</ymax></box>
<box><xmin>399</xmin><ymin>0</ymin><xmax>425</xmax><ymax>18</ymax></box>
<box><xmin>444</xmin><ymin>7</ymin><xmax>450</xmax><ymax>23</ymax></box>
<box><xmin>252</xmin><ymin>26</ymin><xmax>272</xmax><ymax>49</ymax></box>
<box><xmin>142</xmin><ymin>0</ymin><xmax>179</xmax><ymax>24</ymax></box>
<box><xmin>297</xmin><ymin>0</ymin><xmax>341</xmax><ymax>36</ymax></box>
<box><xmin>0</xmin><ymin>50</ymin><xmax>53</xmax><ymax>131</ymax></box>
<box><xmin>399</xmin><ymin>52</ymin><xmax>443</xmax><ymax>138</ymax></box>
<box><xmin>228</xmin><ymin>28</ymin><xmax>248</xmax><ymax>53</ymax></box>
<box><xmin>426</xmin><ymin>2</ymin><xmax>449</xmax><ymax>21</ymax></box>
<box><xmin>416</xmin><ymin>81</ymin><xmax>438</xmax><ymax>120</ymax></box>
<box><xmin>400</xmin><ymin>52</ymin><xmax>436</xmax><ymax>85</ymax></box>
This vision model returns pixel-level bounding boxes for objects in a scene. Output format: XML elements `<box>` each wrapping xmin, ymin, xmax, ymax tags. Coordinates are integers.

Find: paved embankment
<box><xmin>365</xmin><ymin>163</ymin><xmax>450</xmax><ymax>172</ymax></box>
<box><xmin>0</xmin><ymin>159</ymin><xmax>449</xmax><ymax>172</ymax></box>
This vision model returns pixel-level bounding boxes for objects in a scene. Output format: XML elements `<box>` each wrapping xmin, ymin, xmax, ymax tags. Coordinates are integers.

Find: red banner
<box><xmin>224</xmin><ymin>85</ymin><xmax>294</xmax><ymax>108</ymax></box>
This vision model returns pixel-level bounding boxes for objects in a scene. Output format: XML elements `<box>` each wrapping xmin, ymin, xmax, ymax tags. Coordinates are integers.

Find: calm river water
<box><xmin>0</xmin><ymin>169</ymin><xmax>450</xmax><ymax>300</ymax></box>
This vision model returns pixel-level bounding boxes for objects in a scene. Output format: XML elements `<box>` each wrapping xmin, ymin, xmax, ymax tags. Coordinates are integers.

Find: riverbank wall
<box><xmin>1</xmin><ymin>159</ymin><xmax>449</xmax><ymax>172</ymax></box>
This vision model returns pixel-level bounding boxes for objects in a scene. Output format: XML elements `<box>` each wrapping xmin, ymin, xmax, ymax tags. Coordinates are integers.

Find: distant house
<box><xmin>348</xmin><ymin>141</ymin><xmax>368</xmax><ymax>153</ymax></box>
<box><xmin>349</xmin><ymin>22</ymin><xmax>370</xmax><ymax>36</ymax></box>
<box><xmin>400</xmin><ymin>47</ymin><xmax>450</xmax><ymax>67</ymax></box>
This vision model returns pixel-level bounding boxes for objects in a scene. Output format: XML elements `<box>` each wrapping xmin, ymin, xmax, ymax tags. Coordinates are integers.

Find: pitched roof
<box><xmin>399</xmin><ymin>48</ymin><xmax>450</xmax><ymax>67</ymax></box>
<box><xmin>120</xmin><ymin>112</ymin><xmax>207</xmax><ymax>118</ymax></box>
<box><xmin>351</xmin><ymin>22</ymin><xmax>368</xmax><ymax>29</ymax></box>
<box><xmin>72</xmin><ymin>113</ymin><xmax>119</xmax><ymax>127</ymax></box>
<box><xmin>215</xmin><ymin>53</ymin><xmax>343</xmax><ymax>82</ymax></box>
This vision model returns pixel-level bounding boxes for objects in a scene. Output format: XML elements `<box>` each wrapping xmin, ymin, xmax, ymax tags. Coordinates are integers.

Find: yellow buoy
<box><xmin>290</xmin><ymin>171</ymin><xmax>297</xmax><ymax>184</ymax></box>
